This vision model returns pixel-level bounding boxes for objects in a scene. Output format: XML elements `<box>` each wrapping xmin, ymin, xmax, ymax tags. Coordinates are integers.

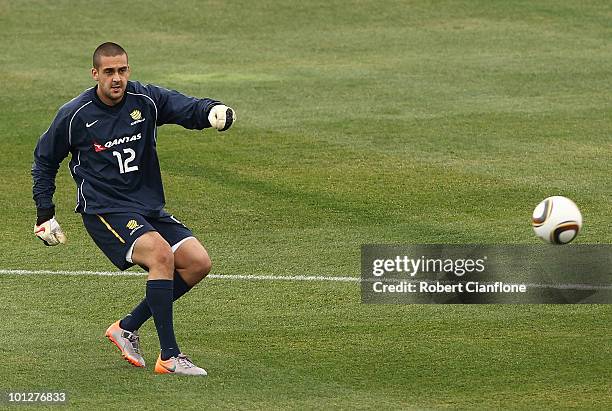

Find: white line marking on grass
<box><xmin>0</xmin><ymin>269</ymin><xmax>144</xmax><ymax>277</ymax></box>
<box><xmin>208</xmin><ymin>274</ymin><xmax>360</xmax><ymax>282</ymax></box>
<box><xmin>0</xmin><ymin>269</ymin><xmax>359</xmax><ymax>282</ymax></box>
<box><xmin>0</xmin><ymin>270</ymin><xmax>610</xmax><ymax>290</ymax></box>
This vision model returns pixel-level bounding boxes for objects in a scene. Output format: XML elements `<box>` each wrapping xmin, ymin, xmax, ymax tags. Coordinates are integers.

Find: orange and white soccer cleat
<box><xmin>105</xmin><ymin>321</ymin><xmax>146</xmax><ymax>368</ymax></box>
<box><xmin>155</xmin><ymin>353</ymin><xmax>207</xmax><ymax>376</ymax></box>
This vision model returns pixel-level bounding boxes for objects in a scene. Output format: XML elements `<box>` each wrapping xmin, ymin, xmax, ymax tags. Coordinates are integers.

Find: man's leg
<box><xmin>174</xmin><ymin>238</ymin><xmax>212</xmax><ymax>286</ymax></box>
<box><xmin>119</xmin><ymin>238</ymin><xmax>211</xmax><ymax>331</ymax></box>
<box><xmin>128</xmin><ymin>233</ymin><xmax>208</xmax><ymax>375</ymax></box>
<box><xmin>129</xmin><ymin>231</ymin><xmax>180</xmax><ymax>361</ymax></box>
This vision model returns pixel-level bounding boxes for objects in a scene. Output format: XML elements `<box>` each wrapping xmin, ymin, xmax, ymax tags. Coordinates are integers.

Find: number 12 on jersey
<box><xmin>112</xmin><ymin>148</ymin><xmax>139</xmax><ymax>174</ymax></box>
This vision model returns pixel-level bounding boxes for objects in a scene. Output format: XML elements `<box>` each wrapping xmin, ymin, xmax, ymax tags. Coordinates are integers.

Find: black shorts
<box><xmin>82</xmin><ymin>212</ymin><xmax>194</xmax><ymax>270</ymax></box>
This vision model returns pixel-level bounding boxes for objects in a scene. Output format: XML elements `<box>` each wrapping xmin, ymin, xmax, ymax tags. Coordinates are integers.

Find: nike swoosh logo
<box><xmin>86</xmin><ymin>120</ymin><xmax>99</xmax><ymax>128</ymax></box>
<box><xmin>160</xmin><ymin>362</ymin><xmax>176</xmax><ymax>372</ymax></box>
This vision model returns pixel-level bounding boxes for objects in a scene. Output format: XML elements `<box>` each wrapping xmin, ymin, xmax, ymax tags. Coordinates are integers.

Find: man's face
<box><xmin>92</xmin><ymin>54</ymin><xmax>130</xmax><ymax>106</ymax></box>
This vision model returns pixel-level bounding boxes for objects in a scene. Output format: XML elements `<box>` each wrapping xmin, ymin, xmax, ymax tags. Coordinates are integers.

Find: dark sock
<box><xmin>120</xmin><ymin>271</ymin><xmax>192</xmax><ymax>332</ymax></box>
<box><xmin>146</xmin><ymin>279</ymin><xmax>180</xmax><ymax>361</ymax></box>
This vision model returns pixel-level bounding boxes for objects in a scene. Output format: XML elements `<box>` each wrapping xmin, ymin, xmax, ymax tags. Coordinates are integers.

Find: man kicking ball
<box><xmin>32</xmin><ymin>42</ymin><xmax>236</xmax><ymax>376</ymax></box>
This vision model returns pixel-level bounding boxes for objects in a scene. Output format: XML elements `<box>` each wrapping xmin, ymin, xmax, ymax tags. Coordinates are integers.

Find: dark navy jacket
<box><xmin>32</xmin><ymin>81</ymin><xmax>220</xmax><ymax>216</ymax></box>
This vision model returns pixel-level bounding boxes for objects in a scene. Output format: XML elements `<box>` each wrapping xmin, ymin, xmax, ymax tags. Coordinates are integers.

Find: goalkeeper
<box><xmin>31</xmin><ymin>42</ymin><xmax>236</xmax><ymax>376</ymax></box>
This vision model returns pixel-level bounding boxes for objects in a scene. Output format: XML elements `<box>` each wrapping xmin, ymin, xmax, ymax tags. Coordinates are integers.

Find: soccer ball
<box><xmin>532</xmin><ymin>196</ymin><xmax>582</xmax><ymax>244</ymax></box>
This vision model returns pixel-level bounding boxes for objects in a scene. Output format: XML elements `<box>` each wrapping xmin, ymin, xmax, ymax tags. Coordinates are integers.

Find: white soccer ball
<box><xmin>532</xmin><ymin>196</ymin><xmax>582</xmax><ymax>244</ymax></box>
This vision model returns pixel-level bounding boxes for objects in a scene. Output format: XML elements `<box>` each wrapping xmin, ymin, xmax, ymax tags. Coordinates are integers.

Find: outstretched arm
<box><xmin>141</xmin><ymin>83</ymin><xmax>236</xmax><ymax>131</ymax></box>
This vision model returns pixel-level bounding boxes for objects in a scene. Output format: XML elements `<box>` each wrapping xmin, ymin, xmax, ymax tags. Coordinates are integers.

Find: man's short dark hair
<box><xmin>93</xmin><ymin>42</ymin><xmax>128</xmax><ymax>68</ymax></box>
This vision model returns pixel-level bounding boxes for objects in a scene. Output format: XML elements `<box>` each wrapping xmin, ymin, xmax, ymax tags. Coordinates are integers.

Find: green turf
<box><xmin>0</xmin><ymin>0</ymin><xmax>610</xmax><ymax>409</ymax></box>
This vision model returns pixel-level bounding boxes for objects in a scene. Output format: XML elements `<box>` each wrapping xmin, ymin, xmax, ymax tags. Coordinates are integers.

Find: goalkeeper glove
<box><xmin>208</xmin><ymin>105</ymin><xmax>236</xmax><ymax>131</ymax></box>
<box><xmin>34</xmin><ymin>208</ymin><xmax>67</xmax><ymax>246</ymax></box>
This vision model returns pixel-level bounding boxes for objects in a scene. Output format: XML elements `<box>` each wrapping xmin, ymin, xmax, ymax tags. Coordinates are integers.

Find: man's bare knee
<box><xmin>132</xmin><ymin>232</ymin><xmax>174</xmax><ymax>279</ymax></box>
<box><xmin>150</xmin><ymin>245</ymin><xmax>174</xmax><ymax>271</ymax></box>
<box><xmin>174</xmin><ymin>239</ymin><xmax>212</xmax><ymax>286</ymax></box>
<box><xmin>196</xmin><ymin>253</ymin><xmax>212</xmax><ymax>277</ymax></box>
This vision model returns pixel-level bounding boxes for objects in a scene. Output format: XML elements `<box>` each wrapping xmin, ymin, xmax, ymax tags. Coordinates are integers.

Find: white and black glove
<box><xmin>208</xmin><ymin>105</ymin><xmax>236</xmax><ymax>131</ymax></box>
<box><xmin>34</xmin><ymin>208</ymin><xmax>66</xmax><ymax>246</ymax></box>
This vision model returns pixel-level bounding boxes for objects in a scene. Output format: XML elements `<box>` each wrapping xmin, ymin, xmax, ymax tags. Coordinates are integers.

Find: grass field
<box><xmin>0</xmin><ymin>0</ymin><xmax>611</xmax><ymax>409</ymax></box>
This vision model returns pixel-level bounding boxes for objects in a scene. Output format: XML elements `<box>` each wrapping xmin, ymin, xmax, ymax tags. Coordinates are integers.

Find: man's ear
<box><xmin>91</xmin><ymin>67</ymin><xmax>99</xmax><ymax>81</ymax></box>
